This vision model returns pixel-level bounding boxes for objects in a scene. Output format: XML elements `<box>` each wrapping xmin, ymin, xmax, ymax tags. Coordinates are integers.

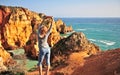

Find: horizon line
<box><xmin>54</xmin><ymin>16</ymin><xmax>120</xmax><ymax>18</ymax></box>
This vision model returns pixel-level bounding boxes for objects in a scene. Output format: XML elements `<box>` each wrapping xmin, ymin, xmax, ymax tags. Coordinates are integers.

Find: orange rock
<box><xmin>0</xmin><ymin>57</ymin><xmax>7</xmax><ymax>72</ymax></box>
<box><xmin>0</xmin><ymin>47</ymin><xmax>11</xmax><ymax>63</ymax></box>
<box><xmin>0</xmin><ymin>6</ymin><xmax>42</xmax><ymax>49</ymax></box>
<box><xmin>24</xmin><ymin>32</ymin><xmax>38</xmax><ymax>59</ymax></box>
<box><xmin>0</xmin><ymin>5</ymin><xmax>62</xmax><ymax>51</ymax></box>
<box><xmin>48</xmin><ymin>20</ymin><xmax>61</xmax><ymax>47</ymax></box>
<box><xmin>55</xmin><ymin>19</ymin><xmax>73</xmax><ymax>34</ymax></box>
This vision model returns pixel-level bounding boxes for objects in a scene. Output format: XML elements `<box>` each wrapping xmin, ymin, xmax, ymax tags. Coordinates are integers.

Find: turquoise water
<box><xmin>55</xmin><ymin>18</ymin><xmax>120</xmax><ymax>50</ymax></box>
<box><xmin>9</xmin><ymin>49</ymin><xmax>37</xmax><ymax>70</ymax></box>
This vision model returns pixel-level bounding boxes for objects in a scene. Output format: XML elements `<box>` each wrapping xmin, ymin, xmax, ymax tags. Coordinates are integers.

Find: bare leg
<box><xmin>46</xmin><ymin>65</ymin><xmax>50</xmax><ymax>75</ymax></box>
<box><xmin>38</xmin><ymin>65</ymin><xmax>42</xmax><ymax>75</ymax></box>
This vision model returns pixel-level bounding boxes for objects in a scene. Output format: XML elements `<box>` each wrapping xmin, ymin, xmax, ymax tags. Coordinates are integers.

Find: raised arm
<box><xmin>46</xmin><ymin>22</ymin><xmax>53</xmax><ymax>37</ymax></box>
<box><xmin>46</xmin><ymin>16</ymin><xmax>53</xmax><ymax>35</ymax></box>
<box><xmin>38</xmin><ymin>25</ymin><xmax>43</xmax><ymax>37</ymax></box>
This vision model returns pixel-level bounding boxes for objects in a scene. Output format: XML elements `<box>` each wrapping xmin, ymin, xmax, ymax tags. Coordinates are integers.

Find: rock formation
<box><xmin>0</xmin><ymin>6</ymin><xmax>35</xmax><ymax>49</ymax></box>
<box><xmin>0</xmin><ymin>57</ymin><xmax>7</xmax><ymax>72</ymax></box>
<box><xmin>72</xmin><ymin>48</ymin><xmax>120</xmax><ymax>75</ymax></box>
<box><xmin>0</xmin><ymin>6</ymin><xmax>72</xmax><ymax>55</ymax></box>
<box><xmin>0</xmin><ymin>42</ymin><xmax>16</xmax><ymax>72</ymax></box>
<box><xmin>0</xmin><ymin>45</ymin><xmax>11</xmax><ymax>63</ymax></box>
<box><xmin>50</xmin><ymin>48</ymin><xmax>120</xmax><ymax>75</ymax></box>
<box><xmin>55</xmin><ymin>19</ymin><xmax>73</xmax><ymax>34</ymax></box>
<box><xmin>1</xmin><ymin>5</ymin><xmax>119</xmax><ymax>75</ymax></box>
<box><xmin>51</xmin><ymin>32</ymin><xmax>100</xmax><ymax>68</ymax></box>
<box><xmin>0</xmin><ymin>5</ymin><xmax>72</xmax><ymax>59</ymax></box>
<box><xmin>23</xmin><ymin>32</ymin><xmax>39</xmax><ymax>59</ymax></box>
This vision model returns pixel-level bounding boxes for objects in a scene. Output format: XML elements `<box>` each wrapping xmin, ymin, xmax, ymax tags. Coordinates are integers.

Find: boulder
<box><xmin>0</xmin><ymin>57</ymin><xmax>7</xmax><ymax>72</ymax></box>
<box><xmin>0</xmin><ymin>43</ymin><xmax>16</xmax><ymax>72</ymax></box>
<box><xmin>55</xmin><ymin>19</ymin><xmax>73</xmax><ymax>34</ymax></box>
<box><xmin>51</xmin><ymin>32</ymin><xmax>100</xmax><ymax>67</ymax></box>
<box><xmin>0</xmin><ymin>47</ymin><xmax>11</xmax><ymax>63</ymax></box>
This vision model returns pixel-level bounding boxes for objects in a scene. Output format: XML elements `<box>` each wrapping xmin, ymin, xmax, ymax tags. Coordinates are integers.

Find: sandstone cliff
<box><xmin>0</xmin><ymin>5</ymin><xmax>73</xmax><ymax>59</ymax></box>
<box><xmin>0</xmin><ymin>6</ymin><xmax>36</xmax><ymax>49</ymax></box>
<box><xmin>1</xmin><ymin>5</ymin><xmax>119</xmax><ymax>75</ymax></box>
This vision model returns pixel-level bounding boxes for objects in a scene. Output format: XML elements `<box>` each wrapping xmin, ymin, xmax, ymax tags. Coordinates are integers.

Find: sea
<box><xmin>55</xmin><ymin>18</ymin><xmax>120</xmax><ymax>50</ymax></box>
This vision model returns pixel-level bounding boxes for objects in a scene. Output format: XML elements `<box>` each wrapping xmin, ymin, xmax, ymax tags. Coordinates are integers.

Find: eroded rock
<box><xmin>51</xmin><ymin>32</ymin><xmax>100</xmax><ymax>67</ymax></box>
<box><xmin>55</xmin><ymin>19</ymin><xmax>73</xmax><ymax>34</ymax></box>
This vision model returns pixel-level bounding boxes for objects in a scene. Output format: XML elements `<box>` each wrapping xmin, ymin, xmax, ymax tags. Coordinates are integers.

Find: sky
<box><xmin>0</xmin><ymin>0</ymin><xmax>120</xmax><ymax>17</ymax></box>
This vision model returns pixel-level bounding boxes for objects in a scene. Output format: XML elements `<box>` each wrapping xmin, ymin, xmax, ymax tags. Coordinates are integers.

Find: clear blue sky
<box><xmin>0</xmin><ymin>0</ymin><xmax>120</xmax><ymax>17</ymax></box>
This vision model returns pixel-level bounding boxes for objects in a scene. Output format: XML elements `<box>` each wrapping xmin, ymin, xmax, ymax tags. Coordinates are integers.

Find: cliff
<box><xmin>0</xmin><ymin>5</ymin><xmax>119</xmax><ymax>75</ymax></box>
<box><xmin>0</xmin><ymin>6</ymin><xmax>36</xmax><ymax>49</ymax></box>
<box><xmin>0</xmin><ymin>5</ymin><xmax>72</xmax><ymax>50</ymax></box>
<box><xmin>72</xmin><ymin>48</ymin><xmax>120</xmax><ymax>75</ymax></box>
<box><xmin>27</xmin><ymin>32</ymin><xmax>101</xmax><ymax>75</ymax></box>
<box><xmin>50</xmin><ymin>48</ymin><xmax>120</xmax><ymax>75</ymax></box>
<box><xmin>0</xmin><ymin>5</ymin><xmax>73</xmax><ymax>59</ymax></box>
<box><xmin>51</xmin><ymin>32</ymin><xmax>100</xmax><ymax>68</ymax></box>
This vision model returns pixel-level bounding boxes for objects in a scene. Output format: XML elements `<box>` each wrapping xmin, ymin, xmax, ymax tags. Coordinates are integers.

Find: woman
<box><xmin>37</xmin><ymin>16</ymin><xmax>53</xmax><ymax>75</ymax></box>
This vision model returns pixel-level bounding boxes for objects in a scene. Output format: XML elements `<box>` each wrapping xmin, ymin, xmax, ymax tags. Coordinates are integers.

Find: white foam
<box><xmin>75</xmin><ymin>28</ymin><xmax>86</xmax><ymax>31</ymax></box>
<box><xmin>99</xmin><ymin>40</ymin><xmax>116</xmax><ymax>46</ymax></box>
<box><xmin>89</xmin><ymin>39</ymin><xmax>116</xmax><ymax>46</ymax></box>
<box><xmin>89</xmin><ymin>39</ymin><xmax>97</xmax><ymax>42</ymax></box>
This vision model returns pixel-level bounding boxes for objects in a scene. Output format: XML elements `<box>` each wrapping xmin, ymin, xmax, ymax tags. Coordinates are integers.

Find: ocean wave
<box><xmin>89</xmin><ymin>39</ymin><xmax>96</xmax><ymax>42</ymax></box>
<box><xmin>89</xmin><ymin>39</ymin><xmax>116</xmax><ymax>46</ymax></box>
<box><xmin>75</xmin><ymin>28</ymin><xmax>86</xmax><ymax>31</ymax></box>
<box><xmin>99</xmin><ymin>40</ymin><xmax>116</xmax><ymax>46</ymax></box>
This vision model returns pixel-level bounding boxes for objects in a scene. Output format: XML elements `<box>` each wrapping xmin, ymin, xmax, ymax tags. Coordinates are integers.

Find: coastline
<box><xmin>0</xmin><ymin>5</ymin><xmax>120</xmax><ymax>75</ymax></box>
<box><xmin>56</xmin><ymin>18</ymin><xmax>120</xmax><ymax>50</ymax></box>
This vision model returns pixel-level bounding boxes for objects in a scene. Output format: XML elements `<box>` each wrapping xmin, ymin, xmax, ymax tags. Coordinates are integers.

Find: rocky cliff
<box><xmin>0</xmin><ymin>6</ymin><xmax>36</xmax><ymax>49</ymax></box>
<box><xmin>1</xmin><ymin>5</ymin><xmax>119</xmax><ymax>75</ymax></box>
<box><xmin>72</xmin><ymin>48</ymin><xmax>120</xmax><ymax>75</ymax></box>
<box><xmin>50</xmin><ymin>48</ymin><xmax>120</xmax><ymax>75</ymax></box>
<box><xmin>0</xmin><ymin>5</ymin><xmax>73</xmax><ymax>59</ymax></box>
<box><xmin>51</xmin><ymin>32</ymin><xmax>100</xmax><ymax>68</ymax></box>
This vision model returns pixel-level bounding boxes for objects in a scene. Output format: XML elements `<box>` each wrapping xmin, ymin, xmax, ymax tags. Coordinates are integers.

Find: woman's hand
<box><xmin>44</xmin><ymin>16</ymin><xmax>53</xmax><ymax>19</ymax></box>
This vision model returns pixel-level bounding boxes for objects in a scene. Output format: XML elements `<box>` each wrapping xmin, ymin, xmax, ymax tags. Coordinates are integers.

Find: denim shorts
<box><xmin>38</xmin><ymin>47</ymin><xmax>51</xmax><ymax>66</ymax></box>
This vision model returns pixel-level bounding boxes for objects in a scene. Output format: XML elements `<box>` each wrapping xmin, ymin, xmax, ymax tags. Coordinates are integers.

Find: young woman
<box><xmin>37</xmin><ymin>16</ymin><xmax>53</xmax><ymax>75</ymax></box>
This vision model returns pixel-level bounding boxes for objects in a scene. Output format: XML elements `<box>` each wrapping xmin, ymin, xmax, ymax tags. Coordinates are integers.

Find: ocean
<box><xmin>55</xmin><ymin>18</ymin><xmax>120</xmax><ymax>50</ymax></box>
